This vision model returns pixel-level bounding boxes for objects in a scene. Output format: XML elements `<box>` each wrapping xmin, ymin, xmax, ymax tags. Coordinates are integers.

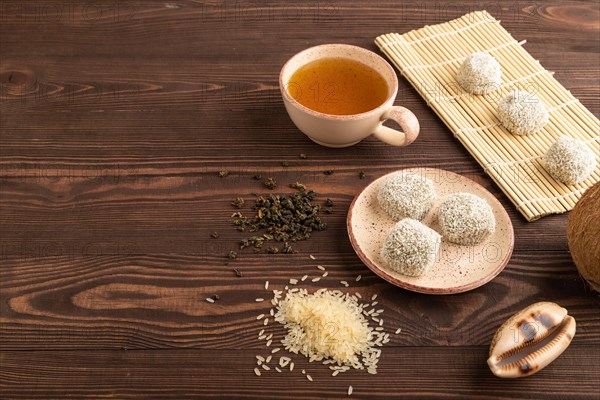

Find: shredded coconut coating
<box><xmin>541</xmin><ymin>136</ymin><xmax>596</xmax><ymax>185</ymax></box>
<box><xmin>381</xmin><ymin>219</ymin><xmax>441</xmax><ymax>277</ymax></box>
<box><xmin>377</xmin><ymin>173</ymin><xmax>435</xmax><ymax>221</ymax></box>
<box><xmin>438</xmin><ymin>193</ymin><xmax>496</xmax><ymax>246</ymax></box>
<box><xmin>456</xmin><ymin>52</ymin><xmax>501</xmax><ymax>94</ymax></box>
<box><xmin>498</xmin><ymin>90</ymin><xmax>549</xmax><ymax>136</ymax></box>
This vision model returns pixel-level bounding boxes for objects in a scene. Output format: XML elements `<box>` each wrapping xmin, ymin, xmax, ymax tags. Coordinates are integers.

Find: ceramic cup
<box><xmin>279</xmin><ymin>44</ymin><xmax>420</xmax><ymax>148</ymax></box>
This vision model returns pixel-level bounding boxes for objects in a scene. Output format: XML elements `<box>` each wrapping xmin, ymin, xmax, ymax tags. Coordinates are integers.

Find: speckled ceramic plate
<box><xmin>347</xmin><ymin>168</ymin><xmax>514</xmax><ymax>294</ymax></box>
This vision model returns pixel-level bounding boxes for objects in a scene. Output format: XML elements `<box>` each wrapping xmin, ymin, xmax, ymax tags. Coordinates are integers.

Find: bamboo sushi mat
<box><xmin>375</xmin><ymin>10</ymin><xmax>600</xmax><ymax>221</ymax></box>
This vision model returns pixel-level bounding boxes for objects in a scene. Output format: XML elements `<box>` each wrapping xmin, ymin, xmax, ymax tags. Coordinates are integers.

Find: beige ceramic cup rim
<box><xmin>279</xmin><ymin>44</ymin><xmax>399</xmax><ymax>120</ymax></box>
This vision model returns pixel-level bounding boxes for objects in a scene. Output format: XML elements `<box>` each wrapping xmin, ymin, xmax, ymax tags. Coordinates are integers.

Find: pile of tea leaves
<box><xmin>231</xmin><ymin>184</ymin><xmax>328</xmax><ymax>254</ymax></box>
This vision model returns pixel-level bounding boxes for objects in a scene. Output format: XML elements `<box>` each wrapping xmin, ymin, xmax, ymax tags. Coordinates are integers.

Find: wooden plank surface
<box><xmin>1</xmin><ymin>348</ymin><xmax>599</xmax><ymax>399</ymax></box>
<box><xmin>1</xmin><ymin>1</ymin><xmax>599</xmax><ymax>399</ymax></box>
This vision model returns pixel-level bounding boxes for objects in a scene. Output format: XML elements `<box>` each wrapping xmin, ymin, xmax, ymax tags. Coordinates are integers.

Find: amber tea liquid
<box><xmin>288</xmin><ymin>58</ymin><xmax>388</xmax><ymax>115</ymax></box>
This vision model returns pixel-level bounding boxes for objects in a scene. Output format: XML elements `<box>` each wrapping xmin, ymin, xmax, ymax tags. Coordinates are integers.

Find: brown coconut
<box><xmin>568</xmin><ymin>182</ymin><xmax>600</xmax><ymax>292</ymax></box>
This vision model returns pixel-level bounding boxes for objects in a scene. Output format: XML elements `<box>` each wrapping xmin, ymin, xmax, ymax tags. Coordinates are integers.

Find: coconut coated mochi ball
<box><xmin>438</xmin><ymin>192</ymin><xmax>496</xmax><ymax>246</ymax></box>
<box><xmin>377</xmin><ymin>173</ymin><xmax>435</xmax><ymax>221</ymax></box>
<box><xmin>457</xmin><ymin>52</ymin><xmax>501</xmax><ymax>95</ymax></box>
<box><xmin>542</xmin><ymin>136</ymin><xmax>596</xmax><ymax>185</ymax></box>
<box><xmin>498</xmin><ymin>90</ymin><xmax>549</xmax><ymax>136</ymax></box>
<box><xmin>381</xmin><ymin>218</ymin><xmax>441</xmax><ymax>277</ymax></box>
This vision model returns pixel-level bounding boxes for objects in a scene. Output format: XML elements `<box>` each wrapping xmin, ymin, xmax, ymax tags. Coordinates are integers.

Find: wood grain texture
<box><xmin>0</xmin><ymin>175</ymin><xmax>576</xmax><ymax>253</ymax></box>
<box><xmin>1</xmin><ymin>348</ymin><xmax>599</xmax><ymax>400</ymax></box>
<box><xmin>1</xmin><ymin>251</ymin><xmax>598</xmax><ymax>350</ymax></box>
<box><xmin>1</xmin><ymin>0</ymin><xmax>599</xmax><ymax>399</ymax></box>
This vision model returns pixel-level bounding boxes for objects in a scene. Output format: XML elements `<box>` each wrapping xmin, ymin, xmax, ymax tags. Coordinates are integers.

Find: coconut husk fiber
<box><xmin>567</xmin><ymin>182</ymin><xmax>600</xmax><ymax>293</ymax></box>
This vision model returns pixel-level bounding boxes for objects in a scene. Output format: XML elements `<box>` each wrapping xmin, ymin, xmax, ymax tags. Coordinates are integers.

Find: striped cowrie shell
<box><xmin>487</xmin><ymin>302</ymin><xmax>576</xmax><ymax>378</ymax></box>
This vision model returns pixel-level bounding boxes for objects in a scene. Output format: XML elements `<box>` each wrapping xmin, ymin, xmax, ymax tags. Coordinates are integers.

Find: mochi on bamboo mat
<box><xmin>375</xmin><ymin>10</ymin><xmax>599</xmax><ymax>222</ymax></box>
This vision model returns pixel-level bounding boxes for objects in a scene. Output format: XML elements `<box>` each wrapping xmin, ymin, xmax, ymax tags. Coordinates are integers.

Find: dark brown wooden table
<box><xmin>1</xmin><ymin>1</ymin><xmax>599</xmax><ymax>399</ymax></box>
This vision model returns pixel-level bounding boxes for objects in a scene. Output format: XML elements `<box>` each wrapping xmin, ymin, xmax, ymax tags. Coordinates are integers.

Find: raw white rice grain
<box><xmin>371</xmin><ymin>294</ymin><xmax>378</xmax><ymax>301</ymax></box>
<box><xmin>289</xmin><ymin>279</ymin><xmax>298</xmax><ymax>285</ymax></box>
<box><xmin>279</xmin><ymin>357</ymin><xmax>291</xmax><ymax>367</ymax></box>
<box><xmin>395</xmin><ymin>328</ymin><xmax>402</xmax><ymax>334</ymax></box>
<box><xmin>270</xmin><ymin>309</ymin><xmax>274</xmax><ymax>316</ymax></box>
<box><xmin>266</xmin><ymin>355</ymin><xmax>272</xmax><ymax>363</ymax></box>
<box><xmin>256</xmin><ymin>314</ymin><xmax>265</xmax><ymax>320</ymax></box>
<box><xmin>254</xmin><ymin>367</ymin><xmax>261</xmax><ymax>376</ymax></box>
<box><xmin>356</xmin><ymin>275</ymin><xmax>362</xmax><ymax>282</ymax></box>
<box><xmin>302</xmin><ymin>369</ymin><xmax>306</xmax><ymax>374</ymax></box>
<box><xmin>311</xmin><ymin>277</ymin><xmax>321</xmax><ymax>282</ymax></box>
<box><xmin>317</xmin><ymin>265</ymin><xmax>325</xmax><ymax>271</ymax></box>
<box><xmin>275</xmin><ymin>367</ymin><xmax>282</xmax><ymax>373</ymax></box>
<box><xmin>340</xmin><ymin>280</ymin><xmax>348</xmax><ymax>286</ymax></box>
<box><xmin>265</xmin><ymin>281</ymin><xmax>269</xmax><ymax>290</ymax></box>
<box><xmin>322</xmin><ymin>271</ymin><xmax>328</xmax><ymax>277</ymax></box>
<box><xmin>348</xmin><ymin>385</ymin><xmax>353</xmax><ymax>395</ymax></box>
<box><xmin>271</xmin><ymin>348</ymin><xmax>280</xmax><ymax>353</ymax></box>
<box><xmin>290</xmin><ymin>362</ymin><xmax>295</xmax><ymax>371</ymax></box>
<box><xmin>309</xmin><ymin>255</ymin><xmax>316</xmax><ymax>260</ymax></box>
<box><xmin>301</xmin><ymin>275</ymin><xmax>308</xmax><ymax>281</ymax></box>
<box><xmin>262</xmin><ymin>364</ymin><xmax>270</xmax><ymax>371</ymax></box>
<box><xmin>355</xmin><ymin>293</ymin><xmax>361</xmax><ymax>299</ymax></box>
<box><xmin>266</xmin><ymin>339</ymin><xmax>272</xmax><ymax>347</ymax></box>
<box><xmin>263</xmin><ymin>318</ymin><xmax>269</xmax><ymax>326</ymax></box>
<box><xmin>206</xmin><ymin>297</ymin><xmax>215</xmax><ymax>303</ymax></box>
<box><xmin>306</xmin><ymin>374</ymin><xmax>313</xmax><ymax>382</ymax></box>
<box><xmin>255</xmin><ymin>298</ymin><xmax>264</xmax><ymax>302</ymax></box>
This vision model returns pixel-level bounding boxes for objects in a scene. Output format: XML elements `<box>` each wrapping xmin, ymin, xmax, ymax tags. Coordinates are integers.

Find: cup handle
<box><xmin>372</xmin><ymin>106</ymin><xmax>420</xmax><ymax>147</ymax></box>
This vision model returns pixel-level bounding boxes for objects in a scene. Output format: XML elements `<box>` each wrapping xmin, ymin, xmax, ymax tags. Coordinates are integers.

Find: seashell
<box><xmin>487</xmin><ymin>302</ymin><xmax>576</xmax><ymax>378</ymax></box>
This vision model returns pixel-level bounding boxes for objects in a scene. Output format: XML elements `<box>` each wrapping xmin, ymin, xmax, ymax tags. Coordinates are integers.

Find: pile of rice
<box><xmin>274</xmin><ymin>288</ymin><xmax>387</xmax><ymax>374</ymax></box>
<box><xmin>252</xmin><ymin>257</ymin><xmax>397</xmax><ymax>396</ymax></box>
